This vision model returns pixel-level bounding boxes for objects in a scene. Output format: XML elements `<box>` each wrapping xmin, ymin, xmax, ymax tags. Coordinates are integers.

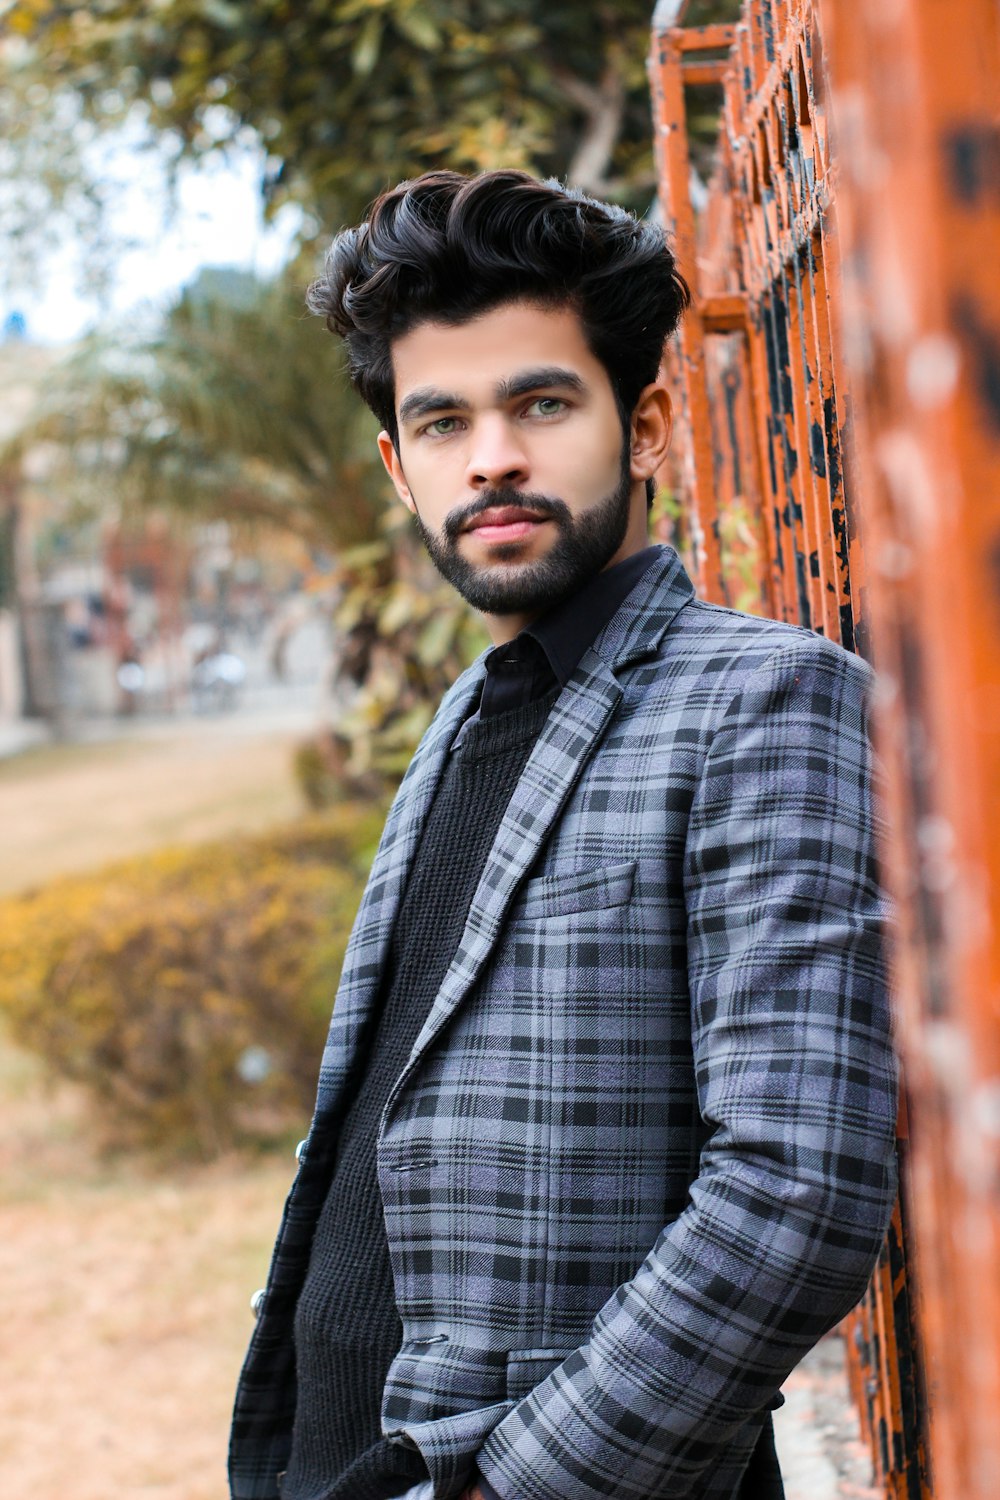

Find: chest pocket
<box><xmin>516</xmin><ymin>859</ymin><xmax>636</xmax><ymax>921</ymax></box>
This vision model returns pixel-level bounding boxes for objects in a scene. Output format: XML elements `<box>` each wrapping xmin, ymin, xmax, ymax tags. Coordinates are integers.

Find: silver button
<box><xmin>295</xmin><ymin>1138</ymin><xmax>308</xmax><ymax>1163</ymax></box>
<box><xmin>250</xmin><ymin>1287</ymin><xmax>266</xmax><ymax>1320</ymax></box>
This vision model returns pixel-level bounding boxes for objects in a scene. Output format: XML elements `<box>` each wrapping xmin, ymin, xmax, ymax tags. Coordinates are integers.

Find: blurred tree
<box><xmin>0</xmin><ymin>42</ymin><xmax>120</xmax><ymax>301</ymax></box>
<box><xmin>2</xmin><ymin>0</ymin><xmax>740</xmax><ymax>787</ymax></box>
<box><xmin>5</xmin><ymin>0</ymin><xmax>740</xmax><ymax>237</ymax></box>
<box><xmin>5</xmin><ymin>270</ymin><xmax>381</xmax><ymax>550</ymax></box>
<box><xmin>2</xmin><ymin>269</ymin><xmax>488</xmax><ymax>787</ymax></box>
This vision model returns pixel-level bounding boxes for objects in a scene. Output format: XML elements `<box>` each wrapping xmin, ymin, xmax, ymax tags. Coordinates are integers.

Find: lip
<box><xmin>462</xmin><ymin>506</ymin><xmax>550</xmax><ymax>543</ymax></box>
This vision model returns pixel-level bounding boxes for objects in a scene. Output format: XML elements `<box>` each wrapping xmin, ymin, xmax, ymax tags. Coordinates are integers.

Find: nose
<box><xmin>464</xmin><ymin>414</ymin><xmax>529</xmax><ymax>490</ymax></box>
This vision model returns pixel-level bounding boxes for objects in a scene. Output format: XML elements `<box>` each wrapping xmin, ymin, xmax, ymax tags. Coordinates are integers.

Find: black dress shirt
<box><xmin>456</xmin><ymin>546</ymin><xmax>661</xmax><ymax>743</ymax></box>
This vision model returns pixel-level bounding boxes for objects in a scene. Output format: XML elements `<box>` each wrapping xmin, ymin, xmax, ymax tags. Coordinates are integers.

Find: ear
<box><xmin>628</xmin><ymin>382</ymin><xmax>673</xmax><ymax>482</ymax></box>
<box><xmin>377</xmin><ymin>430</ymin><xmax>416</xmax><ymax>514</ymax></box>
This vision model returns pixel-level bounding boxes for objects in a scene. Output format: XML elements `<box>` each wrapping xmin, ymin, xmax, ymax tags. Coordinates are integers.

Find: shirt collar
<box><xmin>519</xmin><ymin>544</ymin><xmax>661</xmax><ymax>686</ymax></box>
<box><xmin>458</xmin><ymin>546</ymin><xmax>662</xmax><ymax>745</ymax></box>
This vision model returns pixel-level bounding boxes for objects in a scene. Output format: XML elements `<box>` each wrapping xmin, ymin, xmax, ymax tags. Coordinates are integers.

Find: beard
<box><xmin>411</xmin><ymin>454</ymin><xmax>633</xmax><ymax>616</ymax></box>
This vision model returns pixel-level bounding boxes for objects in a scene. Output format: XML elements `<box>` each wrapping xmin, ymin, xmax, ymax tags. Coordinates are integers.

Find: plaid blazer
<box><xmin>229</xmin><ymin>546</ymin><xmax>897</xmax><ymax>1500</ymax></box>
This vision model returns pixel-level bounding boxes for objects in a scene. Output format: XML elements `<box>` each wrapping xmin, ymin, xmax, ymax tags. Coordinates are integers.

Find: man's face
<box><xmin>377</xmin><ymin>301</ymin><xmax>658</xmax><ymax>639</ymax></box>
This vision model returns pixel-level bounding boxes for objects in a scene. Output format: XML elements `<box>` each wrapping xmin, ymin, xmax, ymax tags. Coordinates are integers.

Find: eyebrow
<box><xmin>397</xmin><ymin>388</ymin><xmax>467</xmax><ymax>425</ymax></box>
<box><xmin>397</xmin><ymin>366</ymin><xmax>588</xmax><ymax>427</ymax></box>
<box><xmin>496</xmin><ymin>367</ymin><xmax>587</xmax><ymax>402</ymax></box>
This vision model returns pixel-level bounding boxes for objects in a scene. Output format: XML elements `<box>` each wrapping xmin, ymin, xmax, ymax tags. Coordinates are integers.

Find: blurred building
<box><xmin>0</xmin><ymin>327</ymin><xmax>326</xmax><ymax>739</ymax></box>
<box><xmin>0</xmin><ymin>331</ymin><xmax>54</xmax><ymax>733</ymax></box>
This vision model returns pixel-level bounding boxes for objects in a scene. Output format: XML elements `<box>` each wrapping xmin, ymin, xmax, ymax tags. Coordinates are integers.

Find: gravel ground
<box><xmin>774</xmin><ymin>1334</ymin><xmax>880</xmax><ymax>1500</ymax></box>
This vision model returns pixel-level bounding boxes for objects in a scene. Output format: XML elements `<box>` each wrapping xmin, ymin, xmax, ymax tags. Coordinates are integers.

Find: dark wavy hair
<box><xmin>307</xmin><ymin>170</ymin><xmax>690</xmax><ymax>455</ymax></box>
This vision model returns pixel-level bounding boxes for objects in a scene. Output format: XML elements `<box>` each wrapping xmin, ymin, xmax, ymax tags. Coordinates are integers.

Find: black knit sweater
<box><xmin>283</xmin><ymin>685</ymin><xmax>561</xmax><ymax>1500</ymax></box>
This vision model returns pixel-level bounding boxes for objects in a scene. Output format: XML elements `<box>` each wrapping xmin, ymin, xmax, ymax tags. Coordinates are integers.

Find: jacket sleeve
<box><xmin>477</xmin><ymin>635</ymin><xmax>899</xmax><ymax>1500</ymax></box>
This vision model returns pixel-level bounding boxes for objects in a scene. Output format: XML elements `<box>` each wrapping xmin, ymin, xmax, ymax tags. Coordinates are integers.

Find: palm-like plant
<box><xmin>11</xmin><ymin>270</ymin><xmax>384</xmax><ymax>551</ymax></box>
<box><xmin>5</xmin><ymin>271</ymin><xmax>486</xmax><ymax>788</ymax></box>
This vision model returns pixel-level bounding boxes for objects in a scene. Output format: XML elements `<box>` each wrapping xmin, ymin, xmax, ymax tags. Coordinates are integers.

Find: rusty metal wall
<box><xmin>646</xmin><ymin>2</ymin><xmax>1000</xmax><ymax>1497</ymax></box>
<box><xmin>820</xmin><ymin>6</ymin><xmax>1000</xmax><ymax>1500</ymax></box>
<box><xmin>649</xmin><ymin>0</ymin><xmax>868</xmax><ymax>650</ymax></box>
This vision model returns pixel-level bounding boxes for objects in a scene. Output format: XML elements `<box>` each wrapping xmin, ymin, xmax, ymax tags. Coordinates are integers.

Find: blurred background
<box><xmin>4</xmin><ymin>4</ymin><xmax>998</xmax><ymax>1500</ymax></box>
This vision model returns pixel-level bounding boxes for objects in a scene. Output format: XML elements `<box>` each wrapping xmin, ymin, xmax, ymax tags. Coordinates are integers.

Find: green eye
<box><xmin>531</xmin><ymin>397</ymin><xmax>565</xmax><ymax>416</ymax></box>
<box><xmin>430</xmin><ymin>417</ymin><xmax>458</xmax><ymax>435</ymax></box>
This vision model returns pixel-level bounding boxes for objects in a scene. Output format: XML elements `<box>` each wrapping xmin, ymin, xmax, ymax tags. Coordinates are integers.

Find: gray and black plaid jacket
<box><xmin>229</xmin><ymin>546</ymin><xmax>897</xmax><ymax>1500</ymax></box>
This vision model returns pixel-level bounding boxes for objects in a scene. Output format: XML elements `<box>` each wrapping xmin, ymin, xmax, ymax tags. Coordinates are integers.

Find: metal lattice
<box><xmin>646</xmin><ymin>5</ymin><xmax>966</xmax><ymax>1496</ymax></box>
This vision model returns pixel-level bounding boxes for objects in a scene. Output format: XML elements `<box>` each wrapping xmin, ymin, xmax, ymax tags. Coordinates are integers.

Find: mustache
<box><xmin>442</xmin><ymin>487</ymin><xmax>572</xmax><ymax>543</ymax></box>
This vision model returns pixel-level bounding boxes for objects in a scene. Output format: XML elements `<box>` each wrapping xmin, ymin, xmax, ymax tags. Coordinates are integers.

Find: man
<box><xmin>229</xmin><ymin>170</ymin><xmax>897</xmax><ymax>1500</ymax></box>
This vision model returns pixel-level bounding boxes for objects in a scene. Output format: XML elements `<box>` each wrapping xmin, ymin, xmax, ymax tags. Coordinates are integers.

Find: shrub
<box><xmin>0</xmin><ymin>803</ymin><xmax>386</xmax><ymax>1158</ymax></box>
<box><xmin>295</xmin><ymin>528</ymin><xmax>487</xmax><ymax>808</ymax></box>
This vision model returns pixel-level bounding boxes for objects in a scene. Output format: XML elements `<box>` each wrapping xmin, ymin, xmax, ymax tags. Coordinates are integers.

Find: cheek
<box><xmin>552</xmin><ymin>423</ymin><xmax>624</xmax><ymax>493</ymax></box>
<box><xmin>395</xmin><ymin>451</ymin><xmax>454</xmax><ymax>526</ymax></box>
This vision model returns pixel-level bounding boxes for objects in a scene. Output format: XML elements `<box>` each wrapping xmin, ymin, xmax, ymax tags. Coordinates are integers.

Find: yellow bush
<box><xmin>0</xmin><ymin>803</ymin><xmax>386</xmax><ymax>1157</ymax></box>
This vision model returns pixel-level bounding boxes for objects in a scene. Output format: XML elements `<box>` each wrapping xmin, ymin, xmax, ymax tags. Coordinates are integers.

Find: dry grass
<box><xmin>0</xmin><ymin>708</ymin><xmax>312</xmax><ymax>896</ymax></box>
<box><xmin>0</xmin><ymin>709</ymin><xmax>313</xmax><ymax>1496</ymax></box>
<box><xmin>1</xmin><ymin>1043</ymin><xmax>297</xmax><ymax>1499</ymax></box>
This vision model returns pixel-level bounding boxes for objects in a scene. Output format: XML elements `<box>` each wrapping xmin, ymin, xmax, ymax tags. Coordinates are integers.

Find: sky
<box><xmin>3</xmin><ymin>123</ymin><xmax>302</xmax><ymax>346</ymax></box>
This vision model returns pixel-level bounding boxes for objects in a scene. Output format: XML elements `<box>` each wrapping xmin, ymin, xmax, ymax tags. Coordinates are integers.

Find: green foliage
<box><xmin>4</xmin><ymin>271</ymin><xmax>385</xmax><ymax>552</ymax></box>
<box><xmin>650</xmin><ymin>483</ymin><xmax>765</xmax><ymax>615</ymax></box>
<box><xmin>0</xmin><ymin>803</ymin><xmax>386</xmax><ymax>1158</ymax></box>
<box><xmin>8</xmin><ymin>1</ymin><xmax>665</xmax><ymax>227</ymax></box>
<box><xmin>298</xmin><ymin>515</ymin><xmax>488</xmax><ymax>801</ymax></box>
<box><xmin>0</xmin><ymin>44</ymin><xmax>118</xmax><ymax>300</ymax></box>
<box><xmin>718</xmin><ymin>493</ymin><xmax>765</xmax><ymax>615</ymax></box>
<box><xmin>649</xmin><ymin>481</ymin><xmax>695</xmax><ymax>577</ymax></box>
<box><xmin>3</xmin><ymin>2</ymin><xmax>742</xmax><ymax>297</ymax></box>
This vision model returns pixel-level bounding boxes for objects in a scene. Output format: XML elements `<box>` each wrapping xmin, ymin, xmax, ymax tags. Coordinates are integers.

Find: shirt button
<box><xmin>294</xmin><ymin>1138</ymin><xmax>308</xmax><ymax>1163</ymax></box>
<box><xmin>250</xmin><ymin>1287</ymin><xmax>266</xmax><ymax>1320</ymax></box>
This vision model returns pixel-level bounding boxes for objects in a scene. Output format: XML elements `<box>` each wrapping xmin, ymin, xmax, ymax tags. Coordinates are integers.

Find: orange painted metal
<box><xmin>821</xmin><ymin>6</ymin><xmax>1000</xmax><ymax>1500</ymax></box>
<box><xmin>650</xmin><ymin>7</ymin><xmax>730</xmax><ymax>602</ymax></box>
<box><xmin>649</xmin><ymin>0</ymin><xmax>864</xmax><ymax>642</ymax></box>
<box><xmin>644</xmin><ymin>4</ymin><xmax>991</xmax><ymax>1498</ymax></box>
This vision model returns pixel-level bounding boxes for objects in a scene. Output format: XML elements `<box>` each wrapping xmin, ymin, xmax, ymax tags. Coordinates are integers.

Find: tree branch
<box><xmin>556</xmin><ymin>62</ymin><xmax>627</xmax><ymax>197</ymax></box>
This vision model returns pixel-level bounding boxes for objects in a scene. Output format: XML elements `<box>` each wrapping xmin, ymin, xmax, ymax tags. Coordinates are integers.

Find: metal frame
<box><xmin>647</xmin><ymin>5</ymin><xmax>958</xmax><ymax>1496</ymax></box>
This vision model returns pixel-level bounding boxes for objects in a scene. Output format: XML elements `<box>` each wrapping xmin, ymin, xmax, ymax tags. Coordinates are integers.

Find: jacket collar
<box><xmin>589</xmin><ymin>542</ymin><xmax>695</xmax><ymax>673</ymax></box>
<box><xmin>519</xmin><ymin>543</ymin><xmax>663</xmax><ymax>688</ymax></box>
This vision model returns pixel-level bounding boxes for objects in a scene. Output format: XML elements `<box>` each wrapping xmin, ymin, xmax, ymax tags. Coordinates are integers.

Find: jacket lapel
<box><xmin>314</xmin><ymin>658</ymin><xmax>487</xmax><ymax>1115</ymax></box>
<box><xmin>385</xmin><ymin>546</ymin><xmax>695</xmax><ymax>1109</ymax></box>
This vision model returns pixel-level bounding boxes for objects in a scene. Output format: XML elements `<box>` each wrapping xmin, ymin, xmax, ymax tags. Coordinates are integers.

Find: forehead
<box><xmin>390</xmin><ymin>300</ymin><xmax>606</xmax><ymax>408</ymax></box>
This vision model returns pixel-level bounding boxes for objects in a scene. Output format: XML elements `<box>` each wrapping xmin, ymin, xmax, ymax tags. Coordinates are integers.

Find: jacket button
<box><xmin>295</xmin><ymin>1138</ymin><xmax>308</xmax><ymax>1163</ymax></box>
<box><xmin>386</xmin><ymin>1429</ymin><xmax>420</xmax><ymax>1451</ymax></box>
<box><xmin>250</xmin><ymin>1287</ymin><xmax>266</xmax><ymax>1320</ymax></box>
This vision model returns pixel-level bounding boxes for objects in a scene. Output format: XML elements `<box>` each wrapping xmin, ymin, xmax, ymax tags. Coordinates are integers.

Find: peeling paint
<box><xmin>942</xmin><ymin>122</ymin><xmax>1000</xmax><ymax>207</ymax></box>
<box><xmin>950</xmin><ymin>294</ymin><xmax>1000</xmax><ymax>435</ymax></box>
<box><xmin>649</xmin><ymin>6</ymin><xmax>943</xmax><ymax>1497</ymax></box>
